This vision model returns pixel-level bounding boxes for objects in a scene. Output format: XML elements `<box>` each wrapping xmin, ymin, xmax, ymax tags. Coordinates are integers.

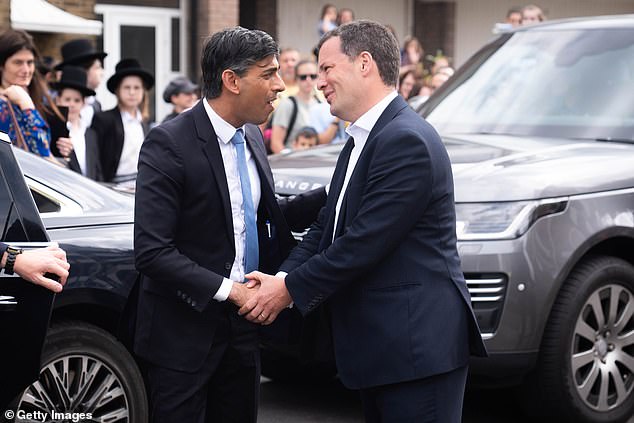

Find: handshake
<box><xmin>228</xmin><ymin>272</ymin><xmax>293</xmax><ymax>325</ymax></box>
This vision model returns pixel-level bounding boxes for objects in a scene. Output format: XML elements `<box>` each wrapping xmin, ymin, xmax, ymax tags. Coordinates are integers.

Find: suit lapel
<box><xmin>244</xmin><ymin>125</ymin><xmax>282</xmax><ymax>226</ymax></box>
<box><xmin>330</xmin><ymin>96</ymin><xmax>408</xmax><ymax>241</ymax></box>
<box><xmin>245</xmin><ymin>125</ymin><xmax>274</xmax><ymax>190</ymax></box>
<box><xmin>194</xmin><ymin>101</ymin><xmax>235</xmax><ymax>249</ymax></box>
<box><xmin>364</xmin><ymin>95</ymin><xmax>409</xmax><ymax>147</ymax></box>
<box><xmin>113</xmin><ymin>109</ymin><xmax>125</xmax><ymax>166</ymax></box>
<box><xmin>320</xmin><ymin>137</ymin><xmax>354</xmax><ymax>248</ymax></box>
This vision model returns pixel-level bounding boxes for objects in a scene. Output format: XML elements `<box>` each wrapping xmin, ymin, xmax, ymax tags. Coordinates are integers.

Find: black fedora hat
<box><xmin>106</xmin><ymin>58</ymin><xmax>155</xmax><ymax>93</ymax></box>
<box><xmin>54</xmin><ymin>39</ymin><xmax>107</xmax><ymax>70</ymax></box>
<box><xmin>51</xmin><ymin>65</ymin><xmax>96</xmax><ymax>97</ymax></box>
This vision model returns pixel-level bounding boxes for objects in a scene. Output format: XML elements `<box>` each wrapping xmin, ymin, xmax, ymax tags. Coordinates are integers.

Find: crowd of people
<box><xmin>0</xmin><ymin>3</ymin><xmax>546</xmax><ymax>181</ymax></box>
<box><xmin>261</xmin><ymin>3</ymin><xmax>456</xmax><ymax>154</ymax></box>
<box><xmin>0</xmin><ymin>28</ymin><xmax>199</xmax><ymax>186</ymax></box>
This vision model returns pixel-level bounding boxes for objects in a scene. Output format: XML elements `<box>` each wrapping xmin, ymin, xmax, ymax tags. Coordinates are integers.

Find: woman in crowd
<box><xmin>51</xmin><ymin>65</ymin><xmax>102</xmax><ymax>181</ymax></box>
<box><xmin>400</xmin><ymin>36</ymin><xmax>424</xmax><ymax>75</ymax></box>
<box><xmin>91</xmin><ymin>58</ymin><xmax>153</xmax><ymax>184</ymax></box>
<box><xmin>318</xmin><ymin>4</ymin><xmax>338</xmax><ymax>38</ymax></box>
<box><xmin>0</xmin><ymin>29</ymin><xmax>60</xmax><ymax>157</ymax></box>
<box><xmin>398</xmin><ymin>69</ymin><xmax>417</xmax><ymax>100</ymax></box>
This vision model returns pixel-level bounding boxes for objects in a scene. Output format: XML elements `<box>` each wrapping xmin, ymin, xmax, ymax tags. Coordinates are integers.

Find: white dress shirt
<box><xmin>68</xmin><ymin>121</ymin><xmax>87</xmax><ymax>176</ymax></box>
<box><xmin>115</xmin><ymin>109</ymin><xmax>145</xmax><ymax>182</ymax></box>
<box><xmin>80</xmin><ymin>96</ymin><xmax>96</xmax><ymax>129</ymax></box>
<box><xmin>202</xmin><ymin>99</ymin><xmax>262</xmax><ymax>301</ymax></box>
<box><xmin>333</xmin><ymin>91</ymin><xmax>398</xmax><ymax>240</ymax></box>
<box><xmin>277</xmin><ymin>91</ymin><xmax>398</xmax><ymax>283</ymax></box>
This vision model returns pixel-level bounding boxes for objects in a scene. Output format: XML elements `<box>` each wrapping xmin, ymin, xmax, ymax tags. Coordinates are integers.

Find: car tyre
<box><xmin>15</xmin><ymin>320</ymin><xmax>148</xmax><ymax>423</ymax></box>
<box><xmin>525</xmin><ymin>255</ymin><xmax>634</xmax><ymax>423</ymax></box>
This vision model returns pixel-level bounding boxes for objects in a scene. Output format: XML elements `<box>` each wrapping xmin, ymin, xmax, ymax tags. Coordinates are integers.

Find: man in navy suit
<box><xmin>134</xmin><ymin>27</ymin><xmax>325</xmax><ymax>422</ymax></box>
<box><xmin>242</xmin><ymin>20</ymin><xmax>487</xmax><ymax>422</ymax></box>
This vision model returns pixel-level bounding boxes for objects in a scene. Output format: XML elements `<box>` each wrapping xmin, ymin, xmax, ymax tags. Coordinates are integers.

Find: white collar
<box><xmin>120</xmin><ymin>109</ymin><xmax>142</xmax><ymax>123</ymax></box>
<box><xmin>345</xmin><ymin>90</ymin><xmax>398</xmax><ymax>143</ymax></box>
<box><xmin>203</xmin><ymin>98</ymin><xmax>245</xmax><ymax>144</ymax></box>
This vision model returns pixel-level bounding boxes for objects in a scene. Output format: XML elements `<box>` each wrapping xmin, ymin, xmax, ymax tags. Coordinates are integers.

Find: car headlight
<box><xmin>456</xmin><ymin>198</ymin><xmax>568</xmax><ymax>241</ymax></box>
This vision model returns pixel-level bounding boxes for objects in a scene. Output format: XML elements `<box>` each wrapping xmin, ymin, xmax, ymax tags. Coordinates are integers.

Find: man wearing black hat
<box><xmin>56</xmin><ymin>39</ymin><xmax>107</xmax><ymax>129</ymax></box>
<box><xmin>91</xmin><ymin>58</ymin><xmax>154</xmax><ymax>184</ymax></box>
<box><xmin>51</xmin><ymin>65</ymin><xmax>102</xmax><ymax>181</ymax></box>
<box><xmin>162</xmin><ymin>76</ymin><xmax>199</xmax><ymax>123</ymax></box>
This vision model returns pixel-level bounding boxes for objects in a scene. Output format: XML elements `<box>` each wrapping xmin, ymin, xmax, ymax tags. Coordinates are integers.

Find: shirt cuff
<box><xmin>213</xmin><ymin>278</ymin><xmax>233</xmax><ymax>301</ymax></box>
<box><xmin>275</xmin><ymin>271</ymin><xmax>293</xmax><ymax>308</ymax></box>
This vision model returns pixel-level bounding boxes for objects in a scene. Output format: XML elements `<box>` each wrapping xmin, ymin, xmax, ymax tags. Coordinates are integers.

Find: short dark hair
<box><xmin>201</xmin><ymin>26</ymin><xmax>279</xmax><ymax>99</ymax></box>
<box><xmin>294</xmin><ymin>59</ymin><xmax>316</xmax><ymax>77</ymax></box>
<box><xmin>294</xmin><ymin>126</ymin><xmax>318</xmax><ymax>142</ymax></box>
<box><xmin>317</xmin><ymin>20</ymin><xmax>400</xmax><ymax>87</ymax></box>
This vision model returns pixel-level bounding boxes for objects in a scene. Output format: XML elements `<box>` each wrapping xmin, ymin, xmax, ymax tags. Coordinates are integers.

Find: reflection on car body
<box><xmin>1</xmin><ymin>145</ymin><xmax>147</xmax><ymax>421</ymax></box>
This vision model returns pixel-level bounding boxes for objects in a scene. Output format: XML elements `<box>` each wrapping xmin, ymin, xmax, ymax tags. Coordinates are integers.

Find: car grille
<box><xmin>464</xmin><ymin>273</ymin><xmax>507</xmax><ymax>335</ymax></box>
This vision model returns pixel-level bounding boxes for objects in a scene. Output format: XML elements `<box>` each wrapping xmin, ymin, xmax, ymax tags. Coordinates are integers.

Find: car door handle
<box><xmin>0</xmin><ymin>295</ymin><xmax>17</xmax><ymax>311</ymax></box>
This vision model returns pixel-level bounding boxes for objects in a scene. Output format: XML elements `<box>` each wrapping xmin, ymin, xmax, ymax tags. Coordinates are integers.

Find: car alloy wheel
<box><xmin>525</xmin><ymin>256</ymin><xmax>634</xmax><ymax>422</ymax></box>
<box><xmin>14</xmin><ymin>321</ymin><xmax>147</xmax><ymax>423</ymax></box>
<box><xmin>17</xmin><ymin>354</ymin><xmax>129</xmax><ymax>421</ymax></box>
<box><xmin>571</xmin><ymin>283</ymin><xmax>634</xmax><ymax>411</ymax></box>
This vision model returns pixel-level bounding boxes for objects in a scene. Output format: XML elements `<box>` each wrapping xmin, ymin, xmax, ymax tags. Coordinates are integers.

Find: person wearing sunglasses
<box><xmin>269</xmin><ymin>60</ymin><xmax>322</xmax><ymax>153</ymax></box>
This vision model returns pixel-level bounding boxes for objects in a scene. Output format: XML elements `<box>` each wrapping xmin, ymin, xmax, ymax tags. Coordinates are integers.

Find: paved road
<box><xmin>258</xmin><ymin>377</ymin><xmax>530</xmax><ymax>423</ymax></box>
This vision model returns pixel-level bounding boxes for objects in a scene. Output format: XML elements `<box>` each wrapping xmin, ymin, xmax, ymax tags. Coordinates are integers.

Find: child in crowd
<box><xmin>292</xmin><ymin>126</ymin><xmax>319</xmax><ymax>151</ymax></box>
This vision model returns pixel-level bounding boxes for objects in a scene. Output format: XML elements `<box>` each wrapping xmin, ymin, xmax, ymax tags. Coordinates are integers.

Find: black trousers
<box><xmin>146</xmin><ymin>303</ymin><xmax>260</xmax><ymax>423</ymax></box>
<box><xmin>360</xmin><ymin>365</ymin><xmax>468</xmax><ymax>423</ymax></box>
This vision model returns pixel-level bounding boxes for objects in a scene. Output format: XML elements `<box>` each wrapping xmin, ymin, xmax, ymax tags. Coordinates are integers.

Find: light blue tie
<box><xmin>230</xmin><ymin>129</ymin><xmax>259</xmax><ymax>277</ymax></box>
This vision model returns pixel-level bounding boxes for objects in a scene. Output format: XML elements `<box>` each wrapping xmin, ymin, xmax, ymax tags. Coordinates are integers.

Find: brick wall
<box><xmin>194</xmin><ymin>0</ymin><xmax>239</xmax><ymax>80</ymax></box>
<box><xmin>0</xmin><ymin>1</ymin><xmax>10</xmax><ymax>31</ymax></box>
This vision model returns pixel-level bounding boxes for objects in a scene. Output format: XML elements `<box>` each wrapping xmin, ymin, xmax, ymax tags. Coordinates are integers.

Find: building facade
<box><xmin>2</xmin><ymin>0</ymin><xmax>633</xmax><ymax>121</ymax></box>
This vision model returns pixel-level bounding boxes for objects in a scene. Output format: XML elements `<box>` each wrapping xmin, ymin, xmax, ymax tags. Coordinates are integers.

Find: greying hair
<box><xmin>201</xmin><ymin>27</ymin><xmax>279</xmax><ymax>99</ymax></box>
<box><xmin>317</xmin><ymin>20</ymin><xmax>400</xmax><ymax>87</ymax></box>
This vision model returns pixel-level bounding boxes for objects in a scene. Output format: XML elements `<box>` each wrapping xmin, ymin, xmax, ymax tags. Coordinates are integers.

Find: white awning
<box><xmin>11</xmin><ymin>0</ymin><xmax>103</xmax><ymax>35</ymax></box>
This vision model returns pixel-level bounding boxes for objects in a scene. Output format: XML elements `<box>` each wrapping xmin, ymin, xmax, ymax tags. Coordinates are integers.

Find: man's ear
<box><xmin>221</xmin><ymin>69</ymin><xmax>240</xmax><ymax>95</ymax></box>
<box><xmin>358</xmin><ymin>51</ymin><xmax>373</xmax><ymax>75</ymax></box>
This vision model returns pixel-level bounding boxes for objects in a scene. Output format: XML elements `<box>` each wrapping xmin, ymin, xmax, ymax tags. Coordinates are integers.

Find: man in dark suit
<box><xmin>54</xmin><ymin>39</ymin><xmax>107</xmax><ymax>129</ymax></box>
<box><xmin>241</xmin><ymin>20</ymin><xmax>487</xmax><ymax>422</ymax></box>
<box><xmin>133</xmin><ymin>27</ymin><xmax>325</xmax><ymax>422</ymax></box>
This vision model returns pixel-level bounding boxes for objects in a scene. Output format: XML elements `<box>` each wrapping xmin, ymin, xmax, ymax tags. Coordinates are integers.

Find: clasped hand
<box><xmin>228</xmin><ymin>272</ymin><xmax>292</xmax><ymax>325</ymax></box>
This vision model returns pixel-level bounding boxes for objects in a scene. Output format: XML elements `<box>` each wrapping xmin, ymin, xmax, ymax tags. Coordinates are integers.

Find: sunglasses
<box><xmin>298</xmin><ymin>74</ymin><xmax>317</xmax><ymax>81</ymax></box>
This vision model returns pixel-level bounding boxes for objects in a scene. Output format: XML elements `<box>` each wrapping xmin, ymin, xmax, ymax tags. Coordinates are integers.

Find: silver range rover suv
<box><xmin>268</xmin><ymin>15</ymin><xmax>634</xmax><ymax>423</ymax></box>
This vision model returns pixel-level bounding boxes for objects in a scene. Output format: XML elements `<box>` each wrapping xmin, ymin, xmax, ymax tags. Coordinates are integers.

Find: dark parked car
<box><xmin>0</xmin><ymin>136</ymin><xmax>146</xmax><ymax>421</ymax></box>
<box><xmin>267</xmin><ymin>15</ymin><xmax>634</xmax><ymax>423</ymax></box>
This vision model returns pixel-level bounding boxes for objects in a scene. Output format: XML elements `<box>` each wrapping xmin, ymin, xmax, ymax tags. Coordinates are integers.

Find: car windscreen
<box><xmin>424</xmin><ymin>28</ymin><xmax>634</xmax><ymax>141</ymax></box>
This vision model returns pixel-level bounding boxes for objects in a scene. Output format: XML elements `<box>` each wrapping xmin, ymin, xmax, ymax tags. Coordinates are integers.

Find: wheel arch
<box><xmin>530</xmin><ymin>230</ymin><xmax>634</xmax><ymax>368</ymax></box>
<box><xmin>51</xmin><ymin>288</ymin><xmax>126</xmax><ymax>336</ymax></box>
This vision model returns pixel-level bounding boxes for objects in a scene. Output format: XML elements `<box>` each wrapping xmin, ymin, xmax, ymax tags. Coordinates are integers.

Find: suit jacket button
<box><xmin>191</xmin><ymin>301</ymin><xmax>197</xmax><ymax>307</ymax></box>
<box><xmin>225</xmin><ymin>262</ymin><xmax>232</xmax><ymax>270</ymax></box>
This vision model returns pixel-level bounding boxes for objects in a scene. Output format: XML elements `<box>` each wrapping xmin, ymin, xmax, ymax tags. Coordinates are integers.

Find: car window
<box><xmin>29</xmin><ymin>189</ymin><xmax>61</xmax><ymax>214</ymax></box>
<box><xmin>425</xmin><ymin>29</ymin><xmax>634</xmax><ymax>141</ymax></box>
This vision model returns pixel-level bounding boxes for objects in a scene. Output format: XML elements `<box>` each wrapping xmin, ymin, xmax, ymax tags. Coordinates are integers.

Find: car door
<box><xmin>0</xmin><ymin>133</ymin><xmax>55</xmax><ymax>408</ymax></box>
